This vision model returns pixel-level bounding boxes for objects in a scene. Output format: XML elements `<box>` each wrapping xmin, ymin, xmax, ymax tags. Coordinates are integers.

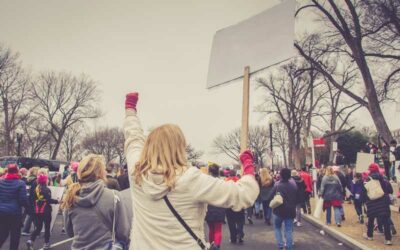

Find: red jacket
<box><xmin>299</xmin><ymin>171</ymin><xmax>313</xmax><ymax>193</ymax></box>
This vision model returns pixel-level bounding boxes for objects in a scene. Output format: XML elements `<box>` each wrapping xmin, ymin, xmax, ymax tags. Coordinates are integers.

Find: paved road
<box><xmin>4</xmin><ymin>213</ymin><xmax>352</xmax><ymax>250</ymax></box>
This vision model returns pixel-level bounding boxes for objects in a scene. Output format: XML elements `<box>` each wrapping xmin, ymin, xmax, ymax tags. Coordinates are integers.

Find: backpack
<box><xmin>364</xmin><ymin>178</ymin><xmax>384</xmax><ymax>200</ymax></box>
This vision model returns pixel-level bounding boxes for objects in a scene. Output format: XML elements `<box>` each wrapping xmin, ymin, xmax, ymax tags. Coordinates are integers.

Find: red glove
<box><xmin>240</xmin><ymin>149</ymin><xmax>255</xmax><ymax>176</ymax></box>
<box><xmin>125</xmin><ymin>92</ymin><xmax>139</xmax><ymax>111</ymax></box>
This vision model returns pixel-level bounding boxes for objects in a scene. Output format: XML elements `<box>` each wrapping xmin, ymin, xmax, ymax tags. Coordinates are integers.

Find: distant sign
<box><xmin>207</xmin><ymin>0</ymin><xmax>296</xmax><ymax>88</ymax></box>
<box><xmin>356</xmin><ymin>153</ymin><xmax>375</xmax><ymax>173</ymax></box>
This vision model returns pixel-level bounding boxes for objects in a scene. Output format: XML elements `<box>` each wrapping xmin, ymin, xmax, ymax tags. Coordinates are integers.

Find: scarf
<box><xmin>5</xmin><ymin>173</ymin><xmax>21</xmax><ymax>180</ymax></box>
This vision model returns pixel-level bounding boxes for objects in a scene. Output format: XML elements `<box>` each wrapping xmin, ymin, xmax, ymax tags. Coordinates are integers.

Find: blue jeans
<box><xmin>326</xmin><ymin>206</ymin><xmax>342</xmax><ymax>225</ymax></box>
<box><xmin>273</xmin><ymin>215</ymin><xmax>294</xmax><ymax>250</ymax></box>
<box><xmin>254</xmin><ymin>201</ymin><xmax>262</xmax><ymax>215</ymax></box>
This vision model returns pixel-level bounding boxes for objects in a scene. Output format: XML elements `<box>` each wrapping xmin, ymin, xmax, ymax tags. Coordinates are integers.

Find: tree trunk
<box><xmin>352</xmin><ymin>43</ymin><xmax>393</xmax><ymax>143</ymax></box>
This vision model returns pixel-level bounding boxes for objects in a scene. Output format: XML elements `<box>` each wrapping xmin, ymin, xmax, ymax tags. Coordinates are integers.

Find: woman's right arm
<box><xmin>123</xmin><ymin>93</ymin><xmax>145</xmax><ymax>177</ymax></box>
<box><xmin>320</xmin><ymin>176</ymin><xmax>326</xmax><ymax>196</ymax></box>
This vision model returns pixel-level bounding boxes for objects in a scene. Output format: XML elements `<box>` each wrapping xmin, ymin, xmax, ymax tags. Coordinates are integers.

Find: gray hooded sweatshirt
<box><xmin>64</xmin><ymin>180</ymin><xmax>131</xmax><ymax>250</ymax></box>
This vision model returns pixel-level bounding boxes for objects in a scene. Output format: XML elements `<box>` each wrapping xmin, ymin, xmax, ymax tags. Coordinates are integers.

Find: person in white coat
<box><xmin>124</xmin><ymin>92</ymin><xmax>259</xmax><ymax>250</ymax></box>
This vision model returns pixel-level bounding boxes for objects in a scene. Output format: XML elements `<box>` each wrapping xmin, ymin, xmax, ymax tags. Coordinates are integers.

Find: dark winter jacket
<box><xmin>321</xmin><ymin>175</ymin><xmax>343</xmax><ymax>202</ymax></box>
<box><xmin>117</xmin><ymin>174</ymin><xmax>130</xmax><ymax>191</ymax></box>
<box><xmin>0</xmin><ymin>178</ymin><xmax>28</xmax><ymax>215</ymax></box>
<box><xmin>205</xmin><ymin>205</ymin><xmax>226</xmax><ymax>223</ymax></box>
<box><xmin>362</xmin><ymin>173</ymin><xmax>391</xmax><ymax>218</ymax></box>
<box><xmin>292</xmin><ymin>176</ymin><xmax>306</xmax><ymax>205</ymax></box>
<box><xmin>33</xmin><ymin>185</ymin><xmax>58</xmax><ymax>214</ymax></box>
<box><xmin>260</xmin><ymin>181</ymin><xmax>275</xmax><ymax>202</ymax></box>
<box><xmin>26</xmin><ymin>176</ymin><xmax>37</xmax><ymax>214</ymax></box>
<box><xmin>270</xmin><ymin>179</ymin><xmax>297</xmax><ymax>219</ymax></box>
<box><xmin>350</xmin><ymin>179</ymin><xmax>364</xmax><ymax>201</ymax></box>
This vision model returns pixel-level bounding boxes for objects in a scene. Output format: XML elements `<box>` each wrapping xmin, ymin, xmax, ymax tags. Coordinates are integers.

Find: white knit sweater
<box><xmin>124</xmin><ymin>109</ymin><xmax>259</xmax><ymax>250</ymax></box>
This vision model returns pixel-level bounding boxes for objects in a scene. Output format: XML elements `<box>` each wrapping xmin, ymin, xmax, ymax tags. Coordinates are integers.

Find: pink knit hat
<box><xmin>368</xmin><ymin>163</ymin><xmax>380</xmax><ymax>173</ymax></box>
<box><xmin>71</xmin><ymin>161</ymin><xmax>79</xmax><ymax>172</ymax></box>
<box><xmin>19</xmin><ymin>168</ymin><xmax>28</xmax><ymax>176</ymax></box>
<box><xmin>37</xmin><ymin>174</ymin><xmax>48</xmax><ymax>185</ymax></box>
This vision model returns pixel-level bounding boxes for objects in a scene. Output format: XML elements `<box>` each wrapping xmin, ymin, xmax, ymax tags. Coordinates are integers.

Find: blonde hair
<box><xmin>134</xmin><ymin>124</ymin><xmax>188</xmax><ymax>189</ymax></box>
<box><xmin>61</xmin><ymin>154</ymin><xmax>107</xmax><ymax>210</ymax></box>
<box><xmin>29</xmin><ymin>167</ymin><xmax>40</xmax><ymax>176</ymax></box>
<box><xmin>325</xmin><ymin>166</ymin><xmax>334</xmax><ymax>176</ymax></box>
<box><xmin>260</xmin><ymin>168</ymin><xmax>273</xmax><ymax>187</ymax></box>
<box><xmin>38</xmin><ymin>168</ymin><xmax>48</xmax><ymax>175</ymax></box>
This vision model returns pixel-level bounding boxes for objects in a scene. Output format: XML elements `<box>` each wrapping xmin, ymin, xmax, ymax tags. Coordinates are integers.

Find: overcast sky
<box><xmin>0</xmin><ymin>0</ymin><xmax>398</xmax><ymax>164</ymax></box>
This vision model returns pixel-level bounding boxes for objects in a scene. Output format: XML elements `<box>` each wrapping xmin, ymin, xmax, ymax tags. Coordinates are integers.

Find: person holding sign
<box><xmin>124</xmin><ymin>92</ymin><xmax>259</xmax><ymax>250</ymax></box>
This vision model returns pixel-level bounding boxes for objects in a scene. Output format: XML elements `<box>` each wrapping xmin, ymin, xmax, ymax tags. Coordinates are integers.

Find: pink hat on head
<box><xmin>368</xmin><ymin>163</ymin><xmax>380</xmax><ymax>173</ymax></box>
<box><xmin>37</xmin><ymin>174</ymin><xmax>48</xmax><ymax>185</ymax></box>
<box><xmin>71</xmin><ymin>161</ymin><xmax>79</xmax><ymax>172</ymax></box>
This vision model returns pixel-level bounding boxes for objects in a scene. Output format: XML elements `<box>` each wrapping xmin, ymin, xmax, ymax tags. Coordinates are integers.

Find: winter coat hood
<box><xmin>75</xmin><ymin>180</ymin><xmax>105</xmax><ymax>207</ymax></box>
<box><xmin>141</xmin><ymin>172</ymin><xmax>170</xmax><ymax>200</ymax></box>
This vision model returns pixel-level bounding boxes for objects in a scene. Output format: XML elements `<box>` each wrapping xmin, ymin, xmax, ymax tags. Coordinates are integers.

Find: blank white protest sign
<box><xmin>206</xmin><ymin>0</ymin><xmax>296</xmax><ymax>88</ymax></box>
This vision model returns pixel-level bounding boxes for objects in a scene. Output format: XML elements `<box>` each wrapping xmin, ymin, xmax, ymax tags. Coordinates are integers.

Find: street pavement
<box><xmin>4</xmin><ymin>214</ymin><xmax>351</xmax><ymax>250</ymax></box>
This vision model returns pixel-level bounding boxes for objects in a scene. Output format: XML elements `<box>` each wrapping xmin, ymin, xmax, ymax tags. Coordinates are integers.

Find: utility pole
<box><xmin>270</xmin><ymin>123</ymin><xmax>273</xmax><ymax>170</ymax></box>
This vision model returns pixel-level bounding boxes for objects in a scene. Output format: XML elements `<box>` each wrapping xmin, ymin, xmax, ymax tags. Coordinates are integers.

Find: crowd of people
<box><xmin>0</xmin><ymin>92</ymin><xmax>399</xmax><ymax>250</ymax></box>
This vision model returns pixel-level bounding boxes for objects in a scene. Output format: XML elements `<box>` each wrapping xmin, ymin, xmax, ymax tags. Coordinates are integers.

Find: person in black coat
<box><xmin>117</xmin><ymin>165</ymin><xmax>130</xmax><ymax>191</ymax></box>
<box><xmin>205</xmin><ymin>164</ymin><xmax>226</xmax><ymax>249</ymax></box>
<box><xmin>291</xmin><ymin>170</ymin><xmax>306</xmax><ymax>227</ymax></box>
<box><xmin>27</xmin><ymin>174</ymin><xmax>59</xmax><ymax>250</ymax></box>
<box><xmin>362</xmin><ymin>164</ymin><xmax>392</xmax><ymax>245</ymax></box>
<box><xmin>268</xmin><ymin>168</ymin><xmax>297</xmax><ymax>250</ymax></box>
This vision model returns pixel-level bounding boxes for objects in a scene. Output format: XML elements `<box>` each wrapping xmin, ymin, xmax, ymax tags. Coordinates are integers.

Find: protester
<box><xmin>254</xmin><ymin>173</ymin><xmax>263</xmax><ymax>219</ymax></box>
<box><xmin>224</xmin><ymin>170</ymin><xmax>246</xmax><ymax>244</ymax></box>
<box><xmin>362</xmin><ymin>163</ymin><xmax>392</xmax><ymax>245</ymax></box>
<box><xmin>299</xmin><ymin>166</ymin><xmax>312</xmax><ymax>214</ymax></box>
<box><xmin>292</xmin><ymin>170</ymin><xmax>306</xmax><ymax>227</ymax></box>
<box><xmin>389</xmin><ymin>140</ymin><xmax>400</xmax><ymax>181</ymax></box>
<box><xmin>20</xmin><ymin>168</ymin><xmax>28</xmax><ymax>183</ymax></box>
<box><xmin>0</xmin><ymin>164</ymin><xmax>28</xmax><ymax>250</ymax></box>
<box><xmin>316</xmin><ymin>168</ymin><xmax>326</xmax><ymax>196</ymax></box>
<box><xmin>65</xmin><ymin>161</ymin><xmax>79</xmax><ymax>188</ymax></box>
<box><xmin>106</xmin><ymin>162</ymin><xmax>121</xmax><ymax>190</ymax></box>
<box><xmin>123</xmin><ymin>92</ymin><xmax>259</xmax><ymax>249</ymax></box>
<box><xmin>205</xmin><ymin>163</ymin><xmax>226</xmax><ymax>250</ymax></box>
<box><xmin>333</xmin><ymin>166</ymin><xmax>346</xmax><ymax>221</ymax></box>
<box><xmin>53</xmin><ymin>173</ymin><xmax>62</xmax><ymax>187</ymax></box>
<box><xmin>22</xmin><ymin>167</ymin><xmax>40</xmax><ymax>236</ymax></box>
<box><xmin>350</xmin><ymin>173</ymin><xmax>364</xmax><ymax>224</ymax></box>
<box><xmin>117</xmin><ymin>164</ymin><xmax>130</xmax><ymax>190</ymax></box>
<box><xmin>26</xmin><ymin>173</ymin><xmax>59</xmax><ymax>250</ymax></box>
<box><xmin>269</xmin><ymin>168</ymin><xmax>297</xmax><ymax>250</ymax></box>
<box><xmin>320</xmin><ymin>166</ymin><xmax>343</xmax><ymax>227</ymax></box>
<box><xmin>260</xmin><ymin>168</ymin><xmax>274</xmax><ymax>225</ymax></box>
<box><xmin>62</xmin><ymin>154</ymin><xmax>130</xmax><ymax>250</ymax></box>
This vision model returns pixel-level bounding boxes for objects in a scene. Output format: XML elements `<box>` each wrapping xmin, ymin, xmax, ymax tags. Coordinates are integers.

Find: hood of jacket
<box><xmin>75</xmin><ymin>180</ymin><xmax>106</xmax><ymax>207</ymax></box>
<box><xmin>141</xmin><ymin>172</ymin><xmax>170</xmax><ymax>200</ymax></box>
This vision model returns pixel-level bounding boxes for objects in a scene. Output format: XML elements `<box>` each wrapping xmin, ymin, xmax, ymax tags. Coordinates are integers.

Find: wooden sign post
<box><xmin>240</xmin><ymin>66</ymin><xmax>250</xmax><ymax>152</ymax></box>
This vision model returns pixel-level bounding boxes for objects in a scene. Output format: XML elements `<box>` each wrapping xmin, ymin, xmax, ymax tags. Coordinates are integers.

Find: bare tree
<box><xmin>0</xmin><ymin>45</ymin><xmax>31</xmax><ymax>155</ymax></box>
<box><xmin>81</xmin><ymin>127</ymin><xmax>124</xmax><ymax>164</ymax></box>
<box><xmin>295</xmin><ymin>0</ymin><xmax>400</xmax><ymax>143</ymax></box>
<box><xmin>186</xmin><ymin>144</ymin><xmax>203</xmax><ymax>165</ymax></box>
<box><xmin>257</xmin><ymin>60</ymin><xmax>325</xmax><ymax>168</ymax></box>
<box><xmin>212</xmin><ymin>126</ymin><xmax>270</xmax><ymax>167</ymax></box>
<box><xmin>271</xmin><ymin>120</ymin><xmax>289</xmax><ymax>168</ymax></box>
<box><xmin>60</xmin><ymin>123</ymin><xmax>82</xmax><ymax>162</ymax></box>
<box><xmin>20</xmin><ymin>115</ymin><xmax>51</xmax><ymax>158</ymax></box>
<box><xmin>31</xmin><ymin>72</ymin><xmax>101</xmax><ymax>159</ymax></box>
